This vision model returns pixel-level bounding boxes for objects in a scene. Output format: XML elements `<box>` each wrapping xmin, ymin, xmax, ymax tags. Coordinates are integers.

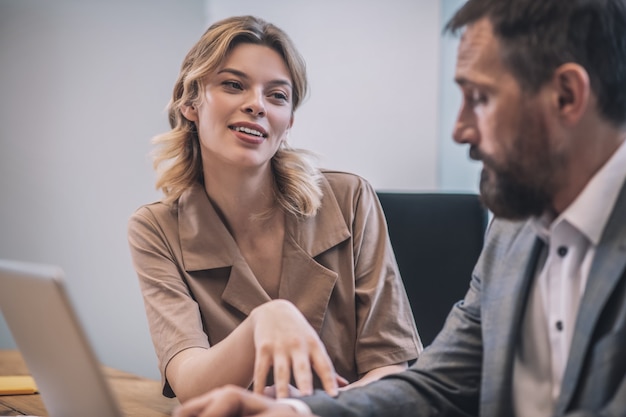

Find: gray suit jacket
<box><xmin>303</xmin><ymin>181</ymin><xmax>626</xmax><ymax>417</ymax></box>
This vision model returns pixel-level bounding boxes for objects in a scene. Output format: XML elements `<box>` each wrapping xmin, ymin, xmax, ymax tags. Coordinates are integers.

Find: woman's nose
<box><xmin>242</xmin><ymin>90</ymin><xmax>266</xmax><ymax>117</ymax></box>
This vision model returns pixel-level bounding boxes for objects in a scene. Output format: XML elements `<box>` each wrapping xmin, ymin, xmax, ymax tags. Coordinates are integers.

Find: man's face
<box><xmin>452</xmin><ymin>18</ymin><xmax>564</xmax><ymax>219</ymax></box>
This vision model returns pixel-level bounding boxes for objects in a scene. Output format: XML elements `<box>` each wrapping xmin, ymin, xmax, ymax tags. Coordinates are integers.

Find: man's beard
<box><xmin>473</xmin><ymin>111</ymin><xmax>562</xmax><ymax>220</ymax></box>
<box><xmin>478</xmin><ymin>157</ymin><xmax>553</xmax><ymax>220</ymax></box>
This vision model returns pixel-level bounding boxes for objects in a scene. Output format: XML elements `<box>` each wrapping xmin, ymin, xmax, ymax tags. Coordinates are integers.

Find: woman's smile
<box><xmin>229</xmin><ymin>122</ymin><xmax>269</xmax><ymax>145</ymax></box>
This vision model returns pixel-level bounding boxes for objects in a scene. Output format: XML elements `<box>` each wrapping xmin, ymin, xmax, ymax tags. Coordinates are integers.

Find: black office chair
<box><xmin>376</xmin><ymin>192</ymin><xmax>488</xmax><ymax>347</ymax></box>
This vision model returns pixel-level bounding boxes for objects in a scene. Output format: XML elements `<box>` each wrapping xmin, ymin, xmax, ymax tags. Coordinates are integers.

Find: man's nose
<box><xmin>452</xmin><ymin>106</ymin><xmax>478</xmax><ymax>145</ymax></box>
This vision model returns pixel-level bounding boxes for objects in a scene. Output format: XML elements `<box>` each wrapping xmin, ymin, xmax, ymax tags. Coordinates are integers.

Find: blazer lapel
<box><xmin>179</xmin><ymin>183</ymin><xmax>237</xmax><ymax>270</ymax></box>
<box><xmin>278</xmin><ymin>237</ymin><xmax>338</xmax><ymax>333</ymax></box>
<box><xmin>178</xmin><ymin>183</ymin><xmax>272</xmax><ymax>316</ymax></box>
<box><xmin>177</xmin><ymin>180</ymin><xmax>350</xmax><ymax>322</ymax></box>
<box><xmin>277</xmin><ymin>175</ymin><xmax>350</xmax><ymax>333</ymax></box>
<box><xmin>221</xmin><ymin>257</ymin><xmax>272</xmax><ymax>316</ymax></box>
<box><xmin>556</xmin><ymin>183</ymin><xmax>626</xmax><ymax>414</ymax></box>
<box><xmin>482</xmin><ymin>226</ymin><xmax>544</xmax><ymax>416</ymax></box>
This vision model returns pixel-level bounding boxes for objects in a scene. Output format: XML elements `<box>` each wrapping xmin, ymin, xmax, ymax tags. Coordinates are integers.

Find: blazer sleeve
<box><xmin>349</xmin><ymin>178</ymin><xmax>422</xmax><ymax>373</ymax></box>
<box><xmin>302</xmin><ymin>255</ymin><xmax>484</xmax><ymax>417</ymax></box>
<box><xmin>127</xmin><ymin>205</ymin><xmax>210</xmax><ymax>397</ymax></box>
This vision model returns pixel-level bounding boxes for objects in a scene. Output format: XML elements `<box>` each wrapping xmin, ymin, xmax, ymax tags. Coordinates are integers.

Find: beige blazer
<box><xmin>128</xmin><ymin>171</ymin><xmax>421</xmax><ymax>397</ymax></box>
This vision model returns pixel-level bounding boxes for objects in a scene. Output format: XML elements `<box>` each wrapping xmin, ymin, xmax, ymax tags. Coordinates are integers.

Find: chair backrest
<box><xmin>376</xmin><ymin>192</ymin><xmax>488</xmax><ymax>347</ymax></box>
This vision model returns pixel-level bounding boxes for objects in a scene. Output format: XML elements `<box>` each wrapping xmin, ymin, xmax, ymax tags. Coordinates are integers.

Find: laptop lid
<box><xmin>0</xmin><ymin>259</ymin><xmax>123</xmax><ymax>417</ymax></box>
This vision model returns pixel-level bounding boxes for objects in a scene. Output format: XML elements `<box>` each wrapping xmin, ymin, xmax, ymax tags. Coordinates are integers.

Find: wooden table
<box><xmin>0</xmin><ymin>350</ymin><xmax>178</xmax><ymax>416</ymax></box>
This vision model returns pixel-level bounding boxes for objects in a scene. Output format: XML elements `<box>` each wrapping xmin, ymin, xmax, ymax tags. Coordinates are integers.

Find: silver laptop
<box><xmin>0</xmin><ymin>259</ymin><xmax>123</xmax><ymax>417</ymax></box>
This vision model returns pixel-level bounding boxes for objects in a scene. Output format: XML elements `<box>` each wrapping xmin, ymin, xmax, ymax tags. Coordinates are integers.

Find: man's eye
<box><xmin>469</xmin><ymin>90</ymin><xmax>487</xmax><ymax>106</ymax></box>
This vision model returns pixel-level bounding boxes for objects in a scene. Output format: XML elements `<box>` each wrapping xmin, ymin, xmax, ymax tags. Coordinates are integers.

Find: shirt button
<box><xmin>556</xmin><ymin>321</ymin><xmax>564</xmax><ymax>331</ymax></box>
<box><xmin>557</xmin><ymin>246</ymin><xmax>568</xmax><ymax>257</ymax></box>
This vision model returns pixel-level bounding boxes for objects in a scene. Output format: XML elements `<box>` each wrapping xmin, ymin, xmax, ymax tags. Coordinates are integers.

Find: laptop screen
<box><xmin>0</xmin><ymin>259</ymin><xmax>123</xmax><ymax>417</ymax></box>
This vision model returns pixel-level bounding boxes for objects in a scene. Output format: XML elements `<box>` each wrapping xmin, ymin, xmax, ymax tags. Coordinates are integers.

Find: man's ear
<box><xmin>552</xmin><ymin>63</ymin><xmax>590</xmax><ymax>126</ymax></box>
<box><xmin>181</xmin><ymin>104</ymin><xmax>199</xmax><ymax>122</ymax></box>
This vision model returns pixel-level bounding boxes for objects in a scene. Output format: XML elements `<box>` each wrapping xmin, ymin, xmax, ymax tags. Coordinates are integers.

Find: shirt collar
<box><xmin>531</xmin><ymin>139</ymin><xmax>626</xmax><ymax>245</ymax></box>
<box><xmin>562</xmin><ymin>139</ymin><xmax>626</xmax><ymax>245</ymax></box>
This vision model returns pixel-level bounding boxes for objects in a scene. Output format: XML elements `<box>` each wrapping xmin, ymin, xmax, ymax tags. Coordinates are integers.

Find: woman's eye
<box><xmin>223</xmin><ymin>80</ymin><xmax>243</xmax><ymax>90</ymax></box>
<box><xmin>270</xmin><ymin>91</ymin><xmax>288</xmax><ymax>101</ymax></box>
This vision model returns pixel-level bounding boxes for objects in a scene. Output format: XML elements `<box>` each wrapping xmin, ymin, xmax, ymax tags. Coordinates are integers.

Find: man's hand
<box><xmin>172</xmin><ymin>385</ymin><xmax>312</xmax><ymax>417</ymax></box>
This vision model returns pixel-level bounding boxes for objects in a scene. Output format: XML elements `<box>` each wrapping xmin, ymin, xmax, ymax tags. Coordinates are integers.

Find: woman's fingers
<box><xmin>253</xmin><ymin>344</ymin><xmax>272</xmax><ymax>395</ymax></box>
<box><xmin>310</xmin><ymin>346</ymin><xmax>338</xmax><ymax>397</ymax></box>
<box><xmin>263</xmin><ymin>338</ymin><xmax>332</xmax><ymax>398</ymax></box>
<box><xmin>272</xmin><ymin>350</ymin><xmax>291</xmax><ymax>398</ymax></box>
<box><xmin>336</xmin><ymin>374</ymin><xmax>349</xmax><ymax>387</ymax></box>
<box><xmin>256</xmin><ymin>346</ymin><xmax>312</xmax><ymax>398</ymax></box>
<box><xmin>251</xmin><ymin>300</ymin><xmax>338</xmax><ymax>397</ymax></box>
<box><xmin>290</xmin><ymin>349</ymin><xmax>313</xmax><ymax>396</ymax></box>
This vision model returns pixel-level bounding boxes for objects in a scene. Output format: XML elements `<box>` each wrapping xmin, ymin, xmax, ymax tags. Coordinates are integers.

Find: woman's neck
<box><xmin>203</xmin><ymin>165</ymin><xmax>279</xmax><ymax>234</ymax></box>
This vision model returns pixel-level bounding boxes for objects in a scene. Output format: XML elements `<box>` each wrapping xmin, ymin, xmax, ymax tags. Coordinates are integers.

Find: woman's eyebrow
<box><xmin>217</xmin><ymin>68</ymin><xmax>249</xmax><ymax>78</ymax></box>
<box><xmin>217</xmin><ymin>67</ymin><xmax>292</xmax><ymax>89</ymax></box>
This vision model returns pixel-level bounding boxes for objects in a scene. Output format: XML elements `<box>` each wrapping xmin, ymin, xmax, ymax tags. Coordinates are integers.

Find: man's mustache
<box><xmin>469</xmin><ymin>145</ymin><xmax>482</xmax><ymax>162</ymax></box>
<box><xmin>469</xmin><ymin>146</ymin><xmax>499</xmax><ymax>172</ymax></box>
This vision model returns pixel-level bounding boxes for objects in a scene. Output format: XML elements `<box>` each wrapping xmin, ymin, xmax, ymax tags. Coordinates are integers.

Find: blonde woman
<box><xmin>127</xmin><ymin>15</ymin><xmax>421</xmax><ymax>404</ymax></box>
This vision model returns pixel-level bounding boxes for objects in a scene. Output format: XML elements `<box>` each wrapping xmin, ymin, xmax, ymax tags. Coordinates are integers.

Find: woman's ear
<box><xmin>281</xmin><ymin>114</ymin><xmax>294</xmax><ymax>143</ymax></box>
<box><xmin>552</xmin><ymin>63</ymin><xmax>590</xmax><ymax>126</ymax></box>
<box><xmin>181</xmin><ymin>104</ymin><xmax>199</xmax><ymax>122</ymax></box>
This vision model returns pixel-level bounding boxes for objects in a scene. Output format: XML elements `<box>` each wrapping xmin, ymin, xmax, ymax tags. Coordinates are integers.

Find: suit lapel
<box><xmin>556</xmin><ymin>183</ymin><xmax>626</xmax><ymax>413</ymax></box>
<box><xmin>483</xmin><ymin>225</ymin><xmax>544</xmax><ymax>416</ymax></box>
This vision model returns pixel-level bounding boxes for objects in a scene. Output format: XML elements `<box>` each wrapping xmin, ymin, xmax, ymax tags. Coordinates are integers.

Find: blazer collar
<box><xmin>178</xmin><ymin>178</ymin><xmax>350</xmax><ymax>270</ymax></box>
<box><xmin>556</xmin><ymin>178</ymin><xmax>626</xmax><ymax>414</ymax></box>
<box><xmin>283</xmin><ymin>174</ymin><xmax>351</xmax><ymax>258</ymax></box>
<box><xmin>178</xmin><ymin>182</ymin><xmax>238</xmax><ymax>270</ymax></box>
<box><xmin>177</xmin><ymin>179</ymin><xmax>350</xmax><ymax>329</ymax></box>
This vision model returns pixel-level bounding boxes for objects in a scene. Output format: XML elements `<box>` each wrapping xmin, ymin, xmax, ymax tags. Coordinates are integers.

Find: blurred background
<box><xmin>0</xmin><ymin>0</ymin><xmax>474</xmax><ymax>380</ymax></box>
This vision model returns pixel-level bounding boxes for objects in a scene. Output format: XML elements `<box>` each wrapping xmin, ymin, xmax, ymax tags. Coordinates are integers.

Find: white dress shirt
<box><xmin>513</xmin><ymin>139</ymin><xmax>626</xmax><ymax>417</ymax></box>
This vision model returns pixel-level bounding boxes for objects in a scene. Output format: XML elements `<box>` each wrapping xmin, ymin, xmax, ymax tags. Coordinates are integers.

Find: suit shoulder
<box><xmin>480</xmin><ymin>217</ymin><xmax>536</xmax><ymax>261</ymax></box>
<box><xmin>487</xmin><ymin>217</ymin><xmax>531</xmax><ymax>241</ymax></box>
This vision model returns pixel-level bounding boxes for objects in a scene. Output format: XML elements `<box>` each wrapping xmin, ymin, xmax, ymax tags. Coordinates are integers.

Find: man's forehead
<box><xmin>455</xmin><ymin>18</ymin><xmax>507</xmax><ymax>85</ymax></box>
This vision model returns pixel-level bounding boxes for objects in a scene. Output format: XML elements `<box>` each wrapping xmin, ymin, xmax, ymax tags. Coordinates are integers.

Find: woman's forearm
<box><xmin>166</xmin><ymin>316</ymin><xmax>257</xmax><ymax>403</ymax></box>
<box><xmin>343</xmin><ymin>363</ymin><xmax>408</xmax><ymax>390</ymax></box>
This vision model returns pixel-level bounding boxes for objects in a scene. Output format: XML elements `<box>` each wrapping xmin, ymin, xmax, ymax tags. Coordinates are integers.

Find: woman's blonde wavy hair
<box><xmin>152</xmin><ymin>15</ymin><xmax>323</xmax><ymax>218</ymax></box>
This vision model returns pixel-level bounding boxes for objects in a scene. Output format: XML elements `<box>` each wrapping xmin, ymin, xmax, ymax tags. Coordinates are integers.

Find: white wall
<box><xmin>0</xmin><ymin>0</ymin><xmax>207</xmax><ymax>379</ymax></box>
<box><xmin>439</xmin><ymin>0</ymin><xmax>481</xmax><ymax>191</ymax></box>
<box><xmin>0</xmin><ymin>0</ymin><xmax>477</xmax><ymax>381</ymax></box>
<box><xmin>207</xmin><ymin>0</ymin><xmax>442</xmax><ymax>191</ymax></box>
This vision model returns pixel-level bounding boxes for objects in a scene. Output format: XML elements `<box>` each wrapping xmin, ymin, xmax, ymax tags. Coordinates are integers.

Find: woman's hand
<box><xmin>250</xmin><ymin>299</ymin><xmax>340</xmax><ymax>398</ymax></box>
<box><xmin>263</xmin><ymin>375</ymin><xmax>349</xmax><ymax>398</ymax></box>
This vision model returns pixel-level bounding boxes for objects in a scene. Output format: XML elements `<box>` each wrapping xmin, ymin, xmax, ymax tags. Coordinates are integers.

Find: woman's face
<box><xmin>182</xmin><ymin>43</ymin><xmax>294</xmax><ymax>175</ymax></box>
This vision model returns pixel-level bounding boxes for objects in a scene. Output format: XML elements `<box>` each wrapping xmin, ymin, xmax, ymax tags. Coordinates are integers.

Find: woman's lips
<box><xmin>229</xmin><ymin>126</ymin><xmax>266</xmax><ymax>144</ymax></box>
